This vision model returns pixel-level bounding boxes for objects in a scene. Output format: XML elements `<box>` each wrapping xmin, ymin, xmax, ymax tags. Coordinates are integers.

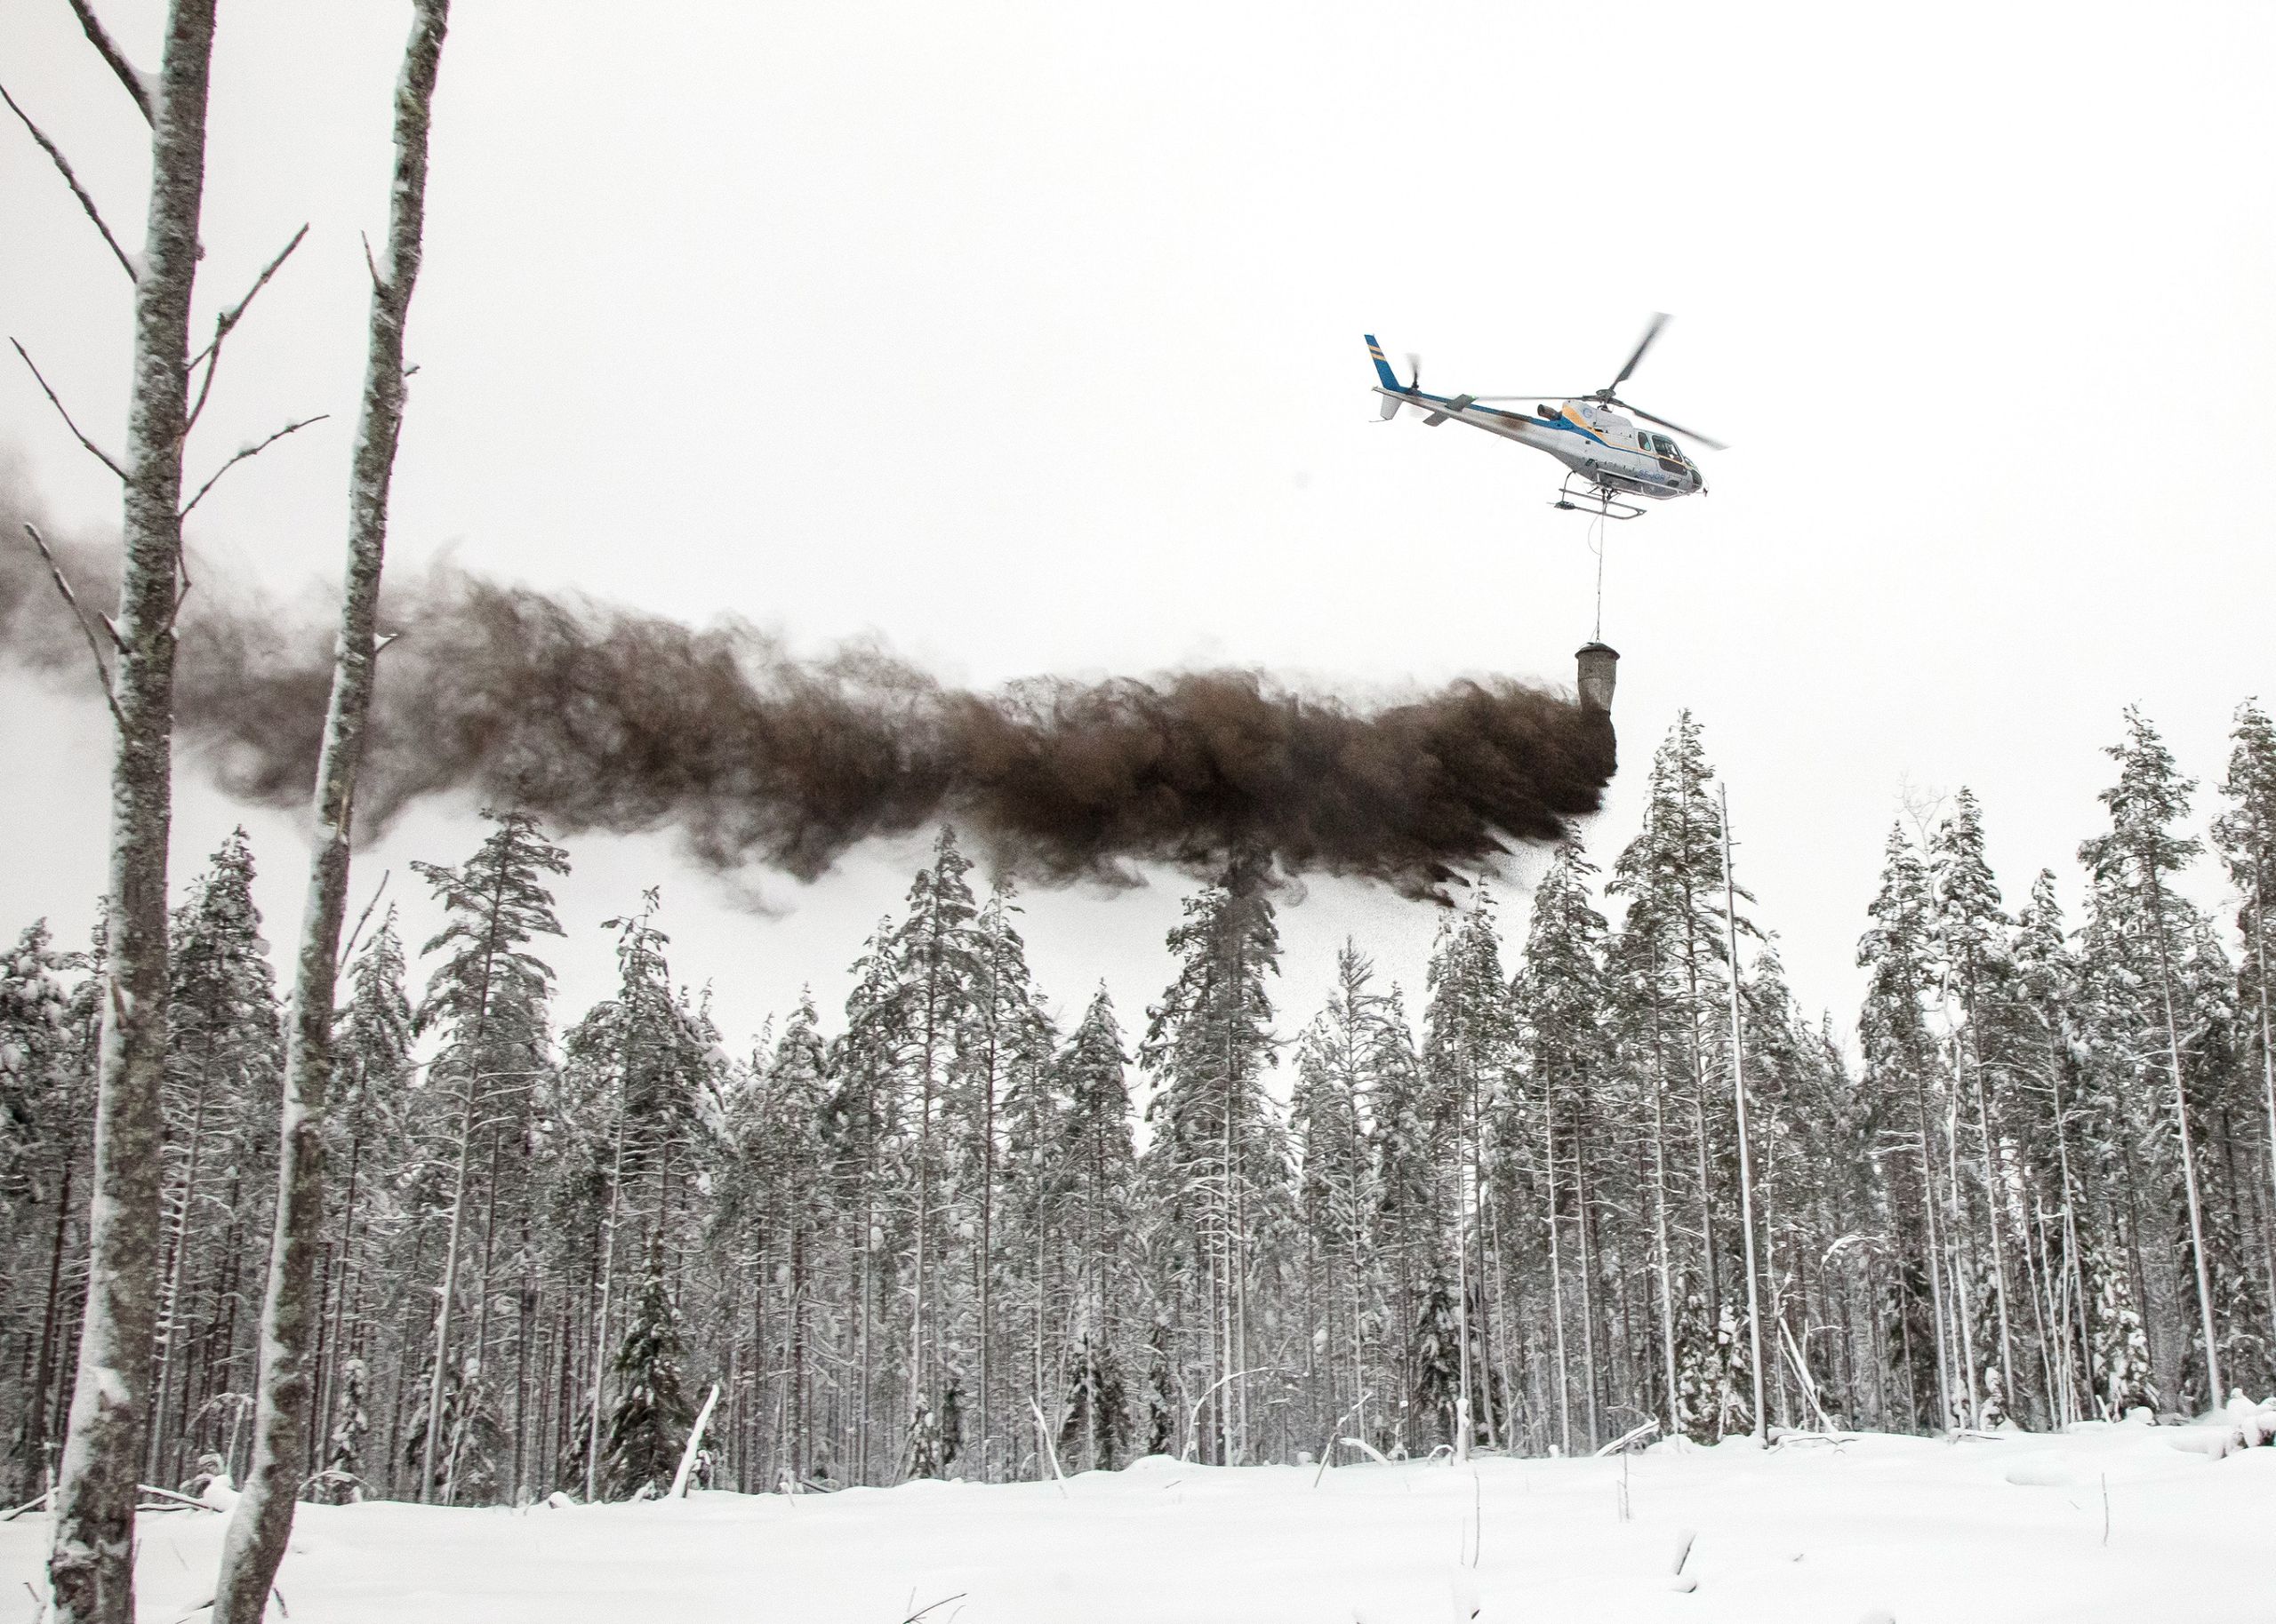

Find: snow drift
<box><xmin>4</xmin><ymin>1420</ymin><xmax>2272</xmax><ymax>1623</ymax></box>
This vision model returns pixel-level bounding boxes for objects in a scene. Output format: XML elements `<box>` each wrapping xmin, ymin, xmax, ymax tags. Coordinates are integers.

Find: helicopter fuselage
<box><xmin>1373</xmin><ymin>384</ymin><xmax>1705</xmax><ymax>501</ymax></box>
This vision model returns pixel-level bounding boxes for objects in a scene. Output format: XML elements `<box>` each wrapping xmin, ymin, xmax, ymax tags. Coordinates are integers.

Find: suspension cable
<box><xmin>1587</xmin><ymin>509</ymin><xmax>1607</xmax><ymax>643</ymax></box>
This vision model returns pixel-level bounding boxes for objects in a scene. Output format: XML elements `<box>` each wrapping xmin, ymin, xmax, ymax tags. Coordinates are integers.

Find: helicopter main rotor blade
<box><xmin>1466</xmin><ymin>394</ymin><xmax>1583</xmax><ymax>404</ymax></box>
<box><xmin>1607</xmin><ymin>311</ymin><xmax>1670</xmax><ymax>393</ymax></box>
<box><xmin>1618</xmin><ymin>399</ymin><xmax>1727</xmax><ymax>452</ymax></box>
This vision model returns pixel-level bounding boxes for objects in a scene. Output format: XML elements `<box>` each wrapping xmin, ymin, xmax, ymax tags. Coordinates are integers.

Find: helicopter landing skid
<box><xmin>1551</xmin><ymin>476</ymin><xmax>1644</xmax><ymax>522</ymax></box>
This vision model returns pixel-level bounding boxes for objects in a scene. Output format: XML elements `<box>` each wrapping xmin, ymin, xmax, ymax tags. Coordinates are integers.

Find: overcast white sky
<box><xmin>4</xmin><ymin>0</ymin><xmax>2274</xmax><ymax>1059</ymax></box>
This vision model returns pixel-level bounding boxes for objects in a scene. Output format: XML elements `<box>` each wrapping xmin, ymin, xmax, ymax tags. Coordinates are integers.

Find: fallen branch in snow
<box><xmin>670</xmin><ymin>1383</ymin><xmax>720</xmax><ymax>1498</ymax></box>
<box><xmin>1310</xmin><ymin>1390</ymin><xmax>1374</xmax><ymax>1487</ymax></box>
<box><xmin>1029</xmin><ymin>1399</ymin><xmax>1068</xmax><ymax>1497</ymax></box>
<box><xmin>1181</xmin><ymin>1366</ymin><xmax>1278</xmax><ymax>1462</ymax></box>
<box><xmin>1592</xmin><ymin>1418</ymin><xmax>1659</xmax><ymax>1457</ymax></box>
<box><xmin>1339</xmin><ymin>1437</ymin><xmax>1390</xmax><ymax>1465</ymax></box>
<box><xmin>1779</xmin><ymin>1319</ymin><xmax>1839</xmax><ymax>1433</ymax></box>
<box><xmin>137</xmin><ymin>1484</ymin><xmax>222</xmax><ymax>1512</ymax></box>
<box><xmin>897</xmin><ymin>1592</ymin><xmax>966</xmax><ymax>1623</ymax></box>
<box><xmin>1668</xmin><ymin>1526</ymin><xmax>1699</xmax><ymax>1593</ymax></box>
<box><xmin>2</xmin><ymin>1487</ymin><xmax>52</xmax><ymax>1522</ymax></box>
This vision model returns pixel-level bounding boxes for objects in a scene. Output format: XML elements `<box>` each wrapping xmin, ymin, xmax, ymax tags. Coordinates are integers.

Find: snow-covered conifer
<box><xmin>602</xmin><ymin>1240</ymin><xmax>693</xmax><ymax>1499</ymax></box>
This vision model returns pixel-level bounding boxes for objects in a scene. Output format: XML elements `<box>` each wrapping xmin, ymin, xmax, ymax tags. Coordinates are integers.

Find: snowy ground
<box><xmin>7</xmin><ymin>1419</ymin><xmax>2273</xmax><ymax>1623</ymax></box>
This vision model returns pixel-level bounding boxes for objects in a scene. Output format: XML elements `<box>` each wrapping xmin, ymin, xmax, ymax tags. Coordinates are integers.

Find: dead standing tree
<box><xmin>5</xmin><ymin>5</ymin><xmax>324</xmax><ymax>1618</ymax></box>
<box><xmin>9</xmin><ymin>7</ymin><xmax>213</xmax><ymax>1621</ymax></box>
<box><xmin>212</xmin><ymin>4</ymin><xmax>450</xmax><ymax>1617</ymax></box>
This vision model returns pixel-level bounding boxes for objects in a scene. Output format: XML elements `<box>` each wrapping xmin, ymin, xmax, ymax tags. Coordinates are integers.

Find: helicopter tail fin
<box><xmin>1363</xmin><ymin>334</ymin><xmax>1404</xmax><ymax>393</ymax></box>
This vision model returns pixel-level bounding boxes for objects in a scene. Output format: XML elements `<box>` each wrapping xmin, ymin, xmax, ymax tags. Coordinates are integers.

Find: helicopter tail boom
<box><xmin>1362</xmin><ymin>334</ymin><xmax>1404</xmax><ymax>394</ymax></box>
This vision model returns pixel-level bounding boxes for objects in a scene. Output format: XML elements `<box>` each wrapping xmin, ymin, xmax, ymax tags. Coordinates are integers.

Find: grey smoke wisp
<box><xmin>3</xmin><ymin>491</ymin><xmax>1615</xmax><ymax>899</ymax></box>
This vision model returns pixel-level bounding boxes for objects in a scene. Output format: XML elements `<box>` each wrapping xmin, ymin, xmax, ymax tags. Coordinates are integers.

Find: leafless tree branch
<box><xmin>21</xmin><ymin>523</ymin><xmax>125</xmax><ymax>726</ymax></box>
<box><xmin>0</xmin><ymin>78</ymin><xmax>137</xmax><ymax>283</ymax></box>
<box><xmin>65</xmin><ymin>0</ymin><xmax>152</xmax><ymax>124</ymax></box>
<box><xmin>9</xmin><ymin>337</ymin><xmax>125</xmax><ymax>477</ymax></box>
<box><xmin>185</xmin><ymin>221</ymin><xmax>309</xmax><ymax>433</ymax></box>
<box><xmin>179</xmin><ymin>413</ymin><xmax>328</xmax><ymax>516</ymax></box>
<box><xmin>334</xmin><ymin>871</ymin><xmax>392</xmax><ymax>976</ymax></box>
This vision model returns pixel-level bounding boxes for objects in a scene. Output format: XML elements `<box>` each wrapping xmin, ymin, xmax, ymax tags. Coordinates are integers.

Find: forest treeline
<box><xmin>4</xmin><ymin>701</ymin><xmax>2274</xmax><ymax>1506</ymax></box>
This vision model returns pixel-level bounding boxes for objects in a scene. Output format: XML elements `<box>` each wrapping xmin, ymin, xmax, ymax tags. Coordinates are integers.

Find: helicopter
<box><xmin>1364</xmin><ymin>315</ymin><xmax>1725</xmax><ymax>520</ymax></box>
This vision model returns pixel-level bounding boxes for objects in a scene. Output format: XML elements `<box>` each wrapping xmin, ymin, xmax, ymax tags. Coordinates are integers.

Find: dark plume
<box><xmin>4</xmin><ymin>489</ymin><xmax>1615</xmax><ymax>900</ymax></box>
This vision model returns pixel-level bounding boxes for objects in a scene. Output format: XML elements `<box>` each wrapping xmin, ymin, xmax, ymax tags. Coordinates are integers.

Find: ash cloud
<box><xmin>3</xmin><ymin>484</ymin><xmax>1615</xmax><ymax>899</ymax></box>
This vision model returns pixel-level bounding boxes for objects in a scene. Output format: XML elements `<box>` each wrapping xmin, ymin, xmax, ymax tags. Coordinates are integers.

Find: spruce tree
<box><xmin>1057</xmin><ymin>987</ymin><xmax>1135</xmax><ymax>1467</ymax></box>
<box><xmin>603</xmin><ymin>1240</ymin><xmax>693</xmax><ymax>1498</ymax></box>
<box><xmin>2214</xmin><ymin>700</ymin><xmax>2276</xmax><ymax>1352</ymax></box>
<box><xmin>317</xmin><ymin>913</ymin><xmax>415</xmax><ymax>1483</ymax></box>
<box><xmin>2010</xmin><ymin>869</ymin><xmax>2096</xmax><ymax>1423</ymax></box>
<box><xmin>1858</xmin><ymin>823</ymin><xmax>1956</xmax><ymax>1428</ymax></box>
<box><xmin>1140</xmin><ymin>860</ymin><xmax>1285</xmax><ymax>1466</ymax></box>
<box><xmin>828</xmin><ymin>919</ymin><xmax>913</xmax><ymax>1485</ymax></box>
<box><xmin>890</xmin><ymin>829</ymin><xmax>982</xmax><ymax>1464</ymax></box>
<box><xmin>151</xmin><ymin>830</ymin><xmax>284</xmax><ymax>1484</ymax></box>
<box><xmin>318</xmin><ymin>1357</ymin><xmax>371</xmax><ymax>1503</ymax></box>
<box><xmin>964</xmin><ymin>882</ymin><xmax>1055</xmax><ymax>1480</ymax></box>
<box><xmin>0</xmin><ymin>921</ymin><xmax>89</xmax><ymax>1498</ymax></box>
<box><xmin>1928</xmin><ymin>789</ymin><xmax>2024</xmax><ymax>1421</ymax></box>
<box><xmin>1607</xmin><ymin>716</ymin><xmax>1750</xmax><ymax>1425</ymax></box>
<box><xmin>411</xmin><ymin>810</ymin><xmax>568</xmax><ymax>1500</ymax></box>
<box><xmin>565</xmin><ymin>894</ymin><xmax>716</xmax><ymax>1500</ymax></box>
<box><xmin>1515</xmin><ymin>844</ymin><xmax>1611</xmax><ymax>1450</ymax></box>
<box><xmin>1289</xmin><ymin>947</ymin><xmax>1389</xmax><ymax>1455</ymax></box>
<box><xmin>1420</xmin><ymin>894</ymin><xmax>1514</xmax><ymax>1455</ymax></box>
<box><xmin>2079</xmin><ymin>709</ymin><xmax>2224</xmax><ymax>1408</ymax></box>
<box><xmin>725</xmin><ymin>990</ymin><xmax>834</xmax><ymax>1487</ymax></box>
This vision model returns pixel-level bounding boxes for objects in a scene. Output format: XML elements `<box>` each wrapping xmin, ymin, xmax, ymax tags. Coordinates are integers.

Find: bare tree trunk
<box><xmin>1543</xmin><ymin>1091</ymin><xmax>1569</xmax><ymax>1453</ymax></box>
<box><xmin>1719</xmin><ymin>791</ymin><xmax>1766</xmax><ymax>1444</ymax></box>
<box><xmin>147</xmin><ymin>1088</ymin><xmax>210</xmax><ymax>1480</ymax></box>
<box><xmin>510</xmin><ymin>1168</ymin><xmax>537</xmax><ymax>1504</ymax></box>
<box><xmin>212</xmin><ymin>9</ymin><xmax>446</xmax><ymax>1612</ymax></box>
<box><xmin>1646</xmin><ymin>1020</ymin><xmax>1680</xmax><ymax>1432</ymax></box>
<box><xmin>2253</xmin><ymin>863</ymin><xmax>2276</xmax><ymax>1349</ymax></box>
<box><xmin>28</xmin><ymin>1143</ymin><xmax>79</xmax><ymax>1498</ymax></box>
<box><xmin>583</xmin><ymin>1102</ymin><xmax>629</xmax><ymax>1501</ymax></box>
<box><xmin>2146</xmin><ymin>865</ymin><xmax>2224</xmax><ymax>1406</ymax></box>
<box><xmin>1961</xmin><ymin>1027</ymin><xmax>2019</xmax><ymax>1420</ymax></box>
<box><xmin>1912</xmin><ymin>1072</ymin><xmax>1955</xmax><ymax>1428</ymax></box>
<box><xmin>1574</xmin><ymin>1116</ymin><xmax>1602</xmax><ymax>1452</ymax></box>
<box><xmin>48</xmin><ymin>8</ymin><xmax>217</xmax><ymax>1620</ymax></box>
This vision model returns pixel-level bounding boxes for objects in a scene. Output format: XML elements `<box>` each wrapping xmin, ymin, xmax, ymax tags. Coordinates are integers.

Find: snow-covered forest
<box><xmin>5</xmin><ymin>699</ymin><xmax>2272</xmax><ymax>1510</ymax></box>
